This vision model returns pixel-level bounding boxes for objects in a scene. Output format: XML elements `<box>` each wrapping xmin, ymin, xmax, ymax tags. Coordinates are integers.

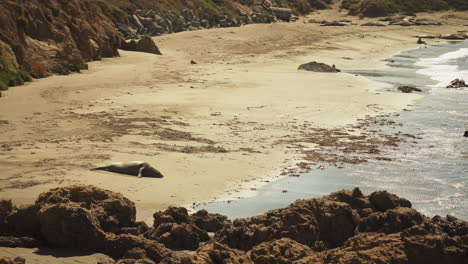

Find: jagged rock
<box><xmin>216</xmin><ymin>198</ymin><xmax>357</xmax><ymax>250</ymax></box>
<box><xmin>148</xmin><ymin>207</ymin><xmax>210</xmax><ymax>250</ymax></box>
<box><xmin>37</xmin><ymin>203</ymin><xmax>108</xmax><ymax>249</ymax></box>
<box><xmin>358</xmin><ymin>207</ymin><xmax>425</xmax><ymax>234</ymax></box>
<box><xmin>402</xmin><ymin>222</ymin><xmax>468</xmax><ymax>264</ymax></box>
<box><xmin>0</xmin><ymin>236</ymin><xmax>41</xmax><ymax>248</ymax></box>
<box><xmin>192</xmin><ymin>210</ymin><xmax>231</xmax><ymax>232</ymax></box>
<box><xmin>369</xmin><ymin>190</ymin><xmax>411</xmax><ymax>212</ymax></box>
<box><xmin>398</xmin><ymin>86</ymin><xmax>422</xmax><ymax>93</ymax></box>
<box><xmin>296</xmin><ymin>232</ymin><xmax>407</xmax><ymax>264</ymax></box>
<box><xmin>190</xmin><ymin>60</ymin><xmax>198</xmax><ymax>65</ymax></box>
<box><xmin>190</xmin><ymin>242</ymin><xmax>253</xmax><ymax>264</ymax></box>
<box><xmin>464</xmin><ymin>131</ymin><xmax>468</xmax><ymax>137</ymax></box>
<box><xmin>36</xmin><ymin>185</ymin><xmax>137</xmax><ymax>233</ymax></box>
<box><xmin>298</xmin><ymin>62</ymin><xmax>340</xmax><ymax>73</ymax></box>
<box><xmin>432</xmin><ymin>215</ymin><xmax>468</xmax><ymax>236</ymax></box>
<box><xmin>446</xmin><ymin>78</ymin><xmax>468</xmax><ymax>88</ymax></box>
<box><xmin>105</xmin><ymin>234</ymin><xmax>170</xmax><ymax>261</ymax></box>
<box><xmin>120</xmin><ymin>222</ymin><xmax>150</xmax><ymax>236</ymax></box>
<box><xmin>121</xmin><ymin>36</ymin><xmax>162</xmax><ymax>55</ymax></box>
<box><xmin>248</xmin><ymin>238</ymin><xmax>314</xmax><ymax>264</ymax></box>
<box><xmin>146</xmin><ymin>222</ymin><xmax>209</xmax><ymax>250</ymax></box>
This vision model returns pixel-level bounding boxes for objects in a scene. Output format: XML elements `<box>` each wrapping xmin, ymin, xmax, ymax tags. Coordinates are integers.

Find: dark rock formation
<box><xmin>446</xmin><ymin>78</ymin><xmax>468</xmax><ymax>88</ymax></box>
<box><xmin>369</xmin><ymin>190</ymin><xmax>412</xmax><ymax>211</ymax></box>
<box><xmin>249</xmin><ymin>238</ymin><xmax>314</xmax><ymax>264</ymax></box>
<box><xmin>190</xmin><ymin>242</ymin><xmax>253</xmax><ymax>264</ymax></box>
<box><xmin>121</xmin><ymin>36</ymin><xmax>162</xmax><ymax>55</ymax></box>
<box><xmin>216</xmin><ymin>197</ymin><xmax>357</xmax><ymax>250</ymax></box>
<box><xmin>398</xmin><ymin>86</ymin><xmax>422</xmax><ymax>93</ymax></box>
<box><xmin>298</xmin><ymin>62</ymin><xmax>341</xmax><ymax>73</ymax></box>
<box><xmin>464</xmin><ymin>131</ymin><xmax>468</xmax><ymax>137</ymax></box>
<box><xmin>1</xmin><ymin>186</ymin><xmax>467</xmax><ymax>264</ymax></box>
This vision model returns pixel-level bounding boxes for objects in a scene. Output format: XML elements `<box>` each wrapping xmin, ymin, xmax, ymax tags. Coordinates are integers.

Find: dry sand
<box><xmin>0</xmin><ymin>9</ymin><xmax>467</xmax><ymax>233</ymax></box>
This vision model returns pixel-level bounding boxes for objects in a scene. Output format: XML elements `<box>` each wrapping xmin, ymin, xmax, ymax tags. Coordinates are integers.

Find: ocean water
<box><xmin>195</xmin><ymin>41</ymin><xmax>468</xmax><ymax>220</ymax></box>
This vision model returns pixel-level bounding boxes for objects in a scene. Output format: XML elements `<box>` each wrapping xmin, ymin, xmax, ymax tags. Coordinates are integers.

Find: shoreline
<box><xmin>0</xmin><ymin>10</ymin><xmax>466</xmax><ymax>225</ymax></box>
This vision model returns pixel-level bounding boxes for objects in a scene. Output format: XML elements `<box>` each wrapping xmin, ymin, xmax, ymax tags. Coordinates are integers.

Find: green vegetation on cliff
<box><xmin>342</xmin><ymin>0</ymin><xmax>468</xmax><ymax>17</ymax></box>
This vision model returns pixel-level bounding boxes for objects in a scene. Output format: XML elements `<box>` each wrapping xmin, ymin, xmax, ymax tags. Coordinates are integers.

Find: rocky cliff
<box><xmin>0</xmin><ymin>185</ymin><xmax>466</xmax><ymax>263</ymax></box>
<box><xmin>0</xmin><ymin>0</ymin><xmax>336</xmax><ymax>93</ymax></box>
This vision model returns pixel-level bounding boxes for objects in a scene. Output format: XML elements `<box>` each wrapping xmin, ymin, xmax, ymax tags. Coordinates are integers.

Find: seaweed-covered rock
<box><xmin>190</xmin><ymin>242</ymin><xmax>253</xmax><ymax>264</ymax></box>
<box><xmin>36</xmin><ymin>185</ymin><xmax>136</xmax><ymax>233</ymax></box>
<box><xmin>369</xmin><ymin>190</ymin><xmax>411</xmax><ymax>212</ymax></box>
<box><xmin>248</xmin><ymin>238</ymin><xmax>313</xmax><ymax>264</ymax></box>
<box><xmin>358</xmin><ymin>207</ymin><xmax>425</xmax><ymax>234</ymax></box>
<box><xmin>216</xmin><ymin>198</ymin><xmax>357</xmax><ymax>250</ymax></box>
<box><xmin>192</xmin><ymin>210</ymin><xmax>231</xmax><ymax>232</ymax></box>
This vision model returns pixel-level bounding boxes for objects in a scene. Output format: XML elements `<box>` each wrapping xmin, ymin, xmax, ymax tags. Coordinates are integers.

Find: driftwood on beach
<box><xmin>0</xmin><ymin>185</ymin><xmax>466</xmax><ymax>264</ymax></box>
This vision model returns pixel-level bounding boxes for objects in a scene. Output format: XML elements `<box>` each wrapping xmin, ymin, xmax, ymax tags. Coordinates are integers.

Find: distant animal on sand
<box><xmin>92</xmin><ymin>161</ymin><xmax>164</xmax><ymax>178</ymax></box>
<box><xmin>417</xmin><ymin>37</ymin><xmax>427</xmax><ymax>45</ymax></box>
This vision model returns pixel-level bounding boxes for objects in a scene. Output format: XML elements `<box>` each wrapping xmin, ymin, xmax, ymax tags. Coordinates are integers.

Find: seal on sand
<box><xmin>92</xmin><ymin>161</ymin><xmax>164</xmax><ymax>178</ymax></box>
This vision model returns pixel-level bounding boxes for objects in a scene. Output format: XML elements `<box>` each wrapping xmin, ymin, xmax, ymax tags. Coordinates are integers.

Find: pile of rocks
<box><xmin>1</xmin><ymin>185</ymin><xmax>466</xmax><ymax>264</ymax></box>
<box><xmin>118</xmin><ymin>3</ymin><xmax>293</xmax><ymax>39</ymax></box>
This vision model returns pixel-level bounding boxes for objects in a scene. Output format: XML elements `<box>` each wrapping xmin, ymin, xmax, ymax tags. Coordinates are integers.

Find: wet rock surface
<box><xmin>446</xmin><ymin>78</ymin><xmax>468</xmax><ymax>88</ymax></box>
<box><xmin>1</xmin><ymin>185</ymin><xmax>467</xmax><ymax>264</ymax></box>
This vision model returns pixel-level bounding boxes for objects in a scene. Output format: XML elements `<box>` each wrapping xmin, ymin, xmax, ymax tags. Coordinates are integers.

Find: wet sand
<box><xmin>0</xmin><ymin>9</ymin><xmax>467</xmax><ymax>227</ymax></box>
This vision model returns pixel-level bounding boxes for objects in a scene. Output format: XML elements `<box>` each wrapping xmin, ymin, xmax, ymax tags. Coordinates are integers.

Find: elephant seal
<box><xmin>92</xmin><ymin>161</ymin><xmax>164</xmax><ymax>178</ymax></box>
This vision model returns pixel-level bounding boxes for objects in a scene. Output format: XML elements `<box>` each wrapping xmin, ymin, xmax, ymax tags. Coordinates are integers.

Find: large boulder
<box><xmin>369</xmin><ymin>190</ymin><xmax>412</xmax><ymax>212</ymax></box>
<box><xmin>121</xmin><ymin>36</ymin><xmax>162</xmax><ymax>55</ymax></box>
<box><xmin>446</xmin><ymin>78</ymin><xmax>468</xmax><ymax>88</ymax></box>
<box><xmin>298</xmin><ymin>62</ymin><xmax>340</xmax><ymax>73</ymax></box>
<box><xmin>148</xmin><ymin>207</ymin><xmax>210</xmax><ymax>250</ymax></box>
<box><xmin>36</xmin><ymin>185</ymin><xmax>136</xmax><ymax>233</ymax></box>
<box><xmin>192</xmin><ymin>210</ymin><xmax>231</xmax><ymax>232</ymax></box>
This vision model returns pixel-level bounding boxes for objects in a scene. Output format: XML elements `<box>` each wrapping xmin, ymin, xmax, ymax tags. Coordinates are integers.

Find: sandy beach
<box><xmin>0</xmin><ymin>8</ymin><xmax>467</xmax><ymax>230</ymax></box>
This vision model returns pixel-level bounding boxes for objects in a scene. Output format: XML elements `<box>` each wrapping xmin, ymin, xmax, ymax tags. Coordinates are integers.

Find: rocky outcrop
<box><xmin>0</xmin><ymin>0</ymin><xmax>122</xmax><ymax>82</ymax></box>
<box><xmin>0</xmin><ymin>185</ymin><xmax>170</xmax><ymax>263</ymax></box>
<box><xmin>120</xmin><ymin>36</ymin><xmax>162</xmax><ymax>55</ymax></box>
<box><xmin>216</xmin><ymin>197</ymin><xmax>357</xmax><ymax>250</ymax></box>
<box><xmin>145</xmin><ymin>206</ymin><xmax>229</xmax><ymax>250</ymax></box>
<box><xmin>1</xmin><ymin>186</ymin><xmax>467</xmax><ymax>264</ymax></box>
<box><xmin>446</xmin><ymin>78</ymin><xmax>468</xmax><ymax>88</ymax></box>
<box><xmin>298</xmin><ymin>62</ymin><xmax>341</xmax><ymax>73</ymax></box>
<box><xmin>249</xmin><ymin>238</ymin><xmax>314</xmax><ymax>264</ymax></box>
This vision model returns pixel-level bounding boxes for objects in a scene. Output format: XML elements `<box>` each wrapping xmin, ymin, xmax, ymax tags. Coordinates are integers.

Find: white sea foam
<box><xmin>416</xmin><ymin>48</ymin><xmax>468</xmax><ymax>86</ymax></box>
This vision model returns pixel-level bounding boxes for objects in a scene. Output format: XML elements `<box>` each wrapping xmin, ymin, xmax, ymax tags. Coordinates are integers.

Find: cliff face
<box><xmin>0</xmin><ymin>0</ymin><xmax>336</xmax><ymax>92</ymax></box>
<box><xmin>0</xmin><ymin>0</ymin><xmax>121</xmax><ymax>85</ymax></box>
